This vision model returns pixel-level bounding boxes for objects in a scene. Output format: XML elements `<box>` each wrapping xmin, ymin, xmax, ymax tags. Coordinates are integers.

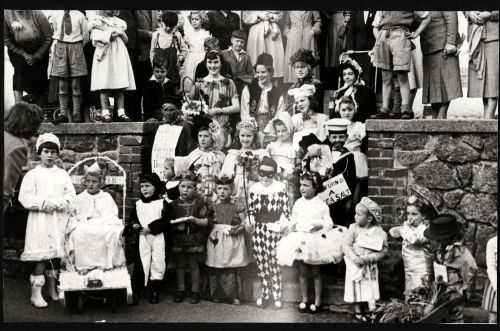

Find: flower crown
<box><xmin>341</xmin><ymin>56</ymin><xmax>363</xmax><ymax>76</ymax></box>
<box><xmin>208</xmin><ymin>121</ymin><xmax>222</xmax><ymax>133</ymax></box>
<box><xmin>236</xmin><ymin>121</ymin><xmax>258</xmax><ymax>132</ymax></box>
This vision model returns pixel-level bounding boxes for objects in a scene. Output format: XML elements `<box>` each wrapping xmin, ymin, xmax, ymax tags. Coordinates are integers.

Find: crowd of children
<box><xmin>5</xmin><ymin>8</ymin><xmax>497</xmax><ymax>324</ymax></box>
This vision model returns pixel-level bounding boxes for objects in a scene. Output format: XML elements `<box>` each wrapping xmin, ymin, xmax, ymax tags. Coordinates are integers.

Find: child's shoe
<box><xmin>232</xmin><ymin>298</ymin><xmax>241</xmax><ymax>305</ymax></box>
<box><xmin>173</xmin><ymin>290</ymin><xmax>185</xmax><ymax>303</ymax></box>
<box><xmin>45</xmin><ymin>269</ymin><xmax>59</xmax><ymax>302</ymax></box>
<box><xmin>190</xmin><ymin>292</ymin><xmax>200</xmax><ymax>304</ymax></box>
<box><xmin>149</xmin><ymin>281</ymin><xmax>160</xmax><ymax>304</ymax></box>
<box><xmin>102</xmin><ymin>113</ymin><xmax>113</xmax><ymax>123</ymax></box>
<box><xmin>308</xmin><ymin>303</ymin><xmax>320</xmax><ymax>314</ymax></box>
<box><xmin>117</xmin><ymin>114</ymin><xmax>132</xmax><ymax>122</ymax></box>
<box><xmin>30</xmin><ymin>275</ymin><xmax>48</xmax><ymax>308</ymax></box>
<box><xmin>298</xmin><ymin>302</ymin><xmax>308</xmax><ymax>313</ymax></box>
<box><xmin>274</xmin><ymin>300</ymin><xmax>282</xmax><ymax>310</ymax></box>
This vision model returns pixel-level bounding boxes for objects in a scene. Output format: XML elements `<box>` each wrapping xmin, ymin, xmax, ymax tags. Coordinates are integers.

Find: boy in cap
<box><xmin>424</xmin><ymin>214</ymin><xmax>478</xmax><ymax>323</ymax></box>
<box><xmin>324</xmin><ymin>118</ymin><xmax>358</xmax><ymax>226</ymax></box>
<box><xmin>221</xmin><ymin>30</ymin><xmax>254</xmax><ymax>100</ymax></box>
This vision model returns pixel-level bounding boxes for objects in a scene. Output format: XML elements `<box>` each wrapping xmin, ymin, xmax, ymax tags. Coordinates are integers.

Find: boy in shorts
<box><xmin>51</xmin><ymin>10</ymin><xmax>89</xmax><ymax>124</ymax></box>
<box><xmin>370</xmin><ymin>11</ymin><xmax>430</xmax><ymax>120</ymax></box>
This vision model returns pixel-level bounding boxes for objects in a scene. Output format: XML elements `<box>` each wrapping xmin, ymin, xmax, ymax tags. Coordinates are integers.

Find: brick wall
<box><xmin>366</xmin><ymin>119</ymin><xmax>498</xmax><ymax>301</ymax></box>
<box><xmin>25</xmin><ymin>123</ymin><xmax>161</xmax><ymax>222</ymax></box>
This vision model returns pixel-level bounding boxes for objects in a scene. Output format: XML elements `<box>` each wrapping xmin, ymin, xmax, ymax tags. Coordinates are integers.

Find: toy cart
<box><xmin>59</xmin><ymin>156</ymin><xmax>132</xmax><ymax>313</ymax></box>
<box><xmin>417</xmin><ymin>296</ymin><xmax>465</xmax><ymax>323</ymax></box>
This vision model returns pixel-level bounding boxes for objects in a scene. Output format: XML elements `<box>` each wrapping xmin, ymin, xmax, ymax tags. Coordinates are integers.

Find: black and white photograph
<box><xmin>2</xmin><ymin>4</ymin><xmax>498</xmax><ymax>324</ymax></box>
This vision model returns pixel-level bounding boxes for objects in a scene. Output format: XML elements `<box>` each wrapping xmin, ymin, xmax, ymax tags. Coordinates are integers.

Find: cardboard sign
<box><xmin>357</xmin><ymin>235</ymin><xmax>384</xmax><ymax>252</ymax></box>
<box><xmin>151</xmin><ymin>124</ymin><xmax>183</xmax><ymax>181</ymax></box>
<box><xmin>433</xmin><ymin>262</ymin><xmax>448</xmax><ymax>283</ymax></box>
<box><xmin>318</xmin><ymin>174</ymin><xmax>352</xmax><ymax>205</ymax></box>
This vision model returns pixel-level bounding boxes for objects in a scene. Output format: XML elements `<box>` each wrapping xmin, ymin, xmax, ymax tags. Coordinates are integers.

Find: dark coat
<box><xmin>206</xmin><ymin>11</ymin><xmax>241</xmax><ymax>51</ymax></box>
<box><xmin>136</xmin><ymin>10</ymin><xmax>157</xmax><ymax>62</ymax></box>
<box><xmin>346</xmin><ymin>11</ymin><xmax>376</xmax><ymax>51</ymax></box>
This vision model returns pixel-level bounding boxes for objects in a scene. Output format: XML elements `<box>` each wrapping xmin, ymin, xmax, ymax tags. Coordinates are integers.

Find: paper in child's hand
<box><xmin>171</xmin><ymin>217</ymin><xmax>187</xmax><ymax>225</ymax></box>
<box><xmin>433</xmin><ymin>262</ymin><xmax>448</xmax><ymax>283</ymax></box>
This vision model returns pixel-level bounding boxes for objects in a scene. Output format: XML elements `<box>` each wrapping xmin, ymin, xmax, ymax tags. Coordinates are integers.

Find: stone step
<box><xmin>252</xmin><ymin>266</ymin><xmax>345</xmax><ymax>305</ymax></box>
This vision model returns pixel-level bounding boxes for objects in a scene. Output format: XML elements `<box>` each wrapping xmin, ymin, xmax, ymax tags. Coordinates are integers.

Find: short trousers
<box><xmin>51</xmin><ymin>41</ymin><xmax>87</xmax><ymax>78</ymax></box>
<box><xmin>373</xmin><ymin>28</ymin><xmax>411</xmax><ymax>72</ymax></box>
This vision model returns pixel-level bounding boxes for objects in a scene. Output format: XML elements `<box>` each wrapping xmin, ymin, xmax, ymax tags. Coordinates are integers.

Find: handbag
<box><xmin>152</xmin><ymin>32</ymin><xmax>181</xmax><ymax>85</ymax></box>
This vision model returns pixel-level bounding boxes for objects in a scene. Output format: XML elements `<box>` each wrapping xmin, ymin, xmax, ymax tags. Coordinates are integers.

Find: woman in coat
<box><xmin>420</xmin><ymin>11</ymin><xmax>462</xmax><ymax>119</ymax></box>
<box><xmin>465</xmin><ymin>11</ymin><xmax>498</xmax><ymax>119</ymax></box>
<box><xmin>4</xmin><ymin>10</ymin><xmax>52</xmax><ymax>106</ymax></box>
<box><xmin>242</xmin><ymin>11</ymin><xmax>285</xmax><ymax>80</ymax></box>
<box><xmin>283</xmin><ymin>11</ymin><xmax>321</xmax><ymax>83</ymax></box>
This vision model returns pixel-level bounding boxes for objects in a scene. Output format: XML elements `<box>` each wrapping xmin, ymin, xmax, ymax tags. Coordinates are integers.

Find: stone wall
<box><xmin>366</xmin><ymin>119</ymin><xmax>498</xmax><ymax>300</ymax></box>
<box><xmin>25</xmin><ymin>123</ymin><xmax>161</xmax><ymax>221</ymax></box>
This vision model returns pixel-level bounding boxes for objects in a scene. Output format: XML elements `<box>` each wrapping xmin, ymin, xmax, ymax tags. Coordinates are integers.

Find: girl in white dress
<box><xmin>89</xmin><ymin>10</ymin><xmax>136</xmax><ymax>122</ymax></box>
<box><xmin>19</xmin><ymin>133</ymin><xmax>76</xmax><ymax>308</ymax></box>
<box><xmin>180</xmin><ymin>11</ymin><xmax>211</xmax><ymax>93</ymax></box>
<box><xmin>276</xmin><ymin>171</ymin><xmax>346</xmax><ymax>313</ymax></box>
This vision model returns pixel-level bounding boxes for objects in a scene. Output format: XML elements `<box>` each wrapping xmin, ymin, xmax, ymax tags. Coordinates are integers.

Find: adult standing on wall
<box><xmin>465</xmin><ymin>11</ymin><xmax>499</xmax><ymax>119</ymax></box>
<box><xmin>242</xmin><ymin>11</ymin><xmax>285</xmax><ymax>81</ymax></box>
<box><xmin>3</xmin><ymin>103</ymin><xmax>43</xmax><ymax>214</ymax></box>
<box><xmin>136</xmin><ymin>10</ymin><xmax>159</xmax><ymax>121</ymax></box>
<box><xmin>207</xmin><ymin>10</ymin><xmax>241</xmax><ymax>52</ymax></box>
<box><xmin>420</xmin><ymin>11</ymin><xmax>462</xmax><ymax>119</ymax></box>
<box><xmin>4</xmin><ymin>10</ymin><xmax>53</xmax><ymax>107</ymax></box>
<box><xmin>282</xmin><ymin>11</ymin><xmax>322</xmax><ymax>84</ymax></box>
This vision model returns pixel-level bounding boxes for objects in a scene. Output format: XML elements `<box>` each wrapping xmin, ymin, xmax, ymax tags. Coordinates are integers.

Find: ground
<box><xmin>3</xmin><ymin>275</ymin><xmax>488</xmax><ymax>323</ymax></box>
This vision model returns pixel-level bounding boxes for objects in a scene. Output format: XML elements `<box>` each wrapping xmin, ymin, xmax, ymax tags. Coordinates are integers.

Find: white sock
<box><xmin>117</xmin><ymin>108</ymin><xmax>125</xmax><ymax>117</ymax></box>
<box><xmin>102</xmin><ymin>108</ymin><xmax>111</xmax><ymax>117</ymax></box>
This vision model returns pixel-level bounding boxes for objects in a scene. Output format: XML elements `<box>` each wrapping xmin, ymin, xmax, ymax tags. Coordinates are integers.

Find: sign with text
<box><xmin>151</xmin><ymin>125</ymin><xmax>183</xmax><ymax>181</ymax></box>
<box><xmin>318</xmin><ymin>174</ymin><xmax>352</xmax><ymax>205</ymax></box>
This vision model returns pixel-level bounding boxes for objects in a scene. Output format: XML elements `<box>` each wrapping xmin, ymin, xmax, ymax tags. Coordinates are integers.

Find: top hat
<box><xmin>424</xmin><ymin>214</ymin><xmax>462</xmax><ymax>241</ymax></box>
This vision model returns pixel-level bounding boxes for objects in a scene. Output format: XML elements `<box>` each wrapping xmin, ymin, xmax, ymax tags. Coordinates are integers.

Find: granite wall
<box><xmin>366</xmin><ymin>119</ymin><xmax>498</xmax><ymax>301</ymax></box>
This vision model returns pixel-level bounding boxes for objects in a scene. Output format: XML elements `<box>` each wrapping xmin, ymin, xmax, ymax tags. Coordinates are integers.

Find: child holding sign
<box><xmin>276</xmin><ymin>171</ymin><xmax>346</xmax><ymax>314</ymax></box>
<box><xmin>169</xmin><ymin>170</ymin><xmax>209</xmax><ymax>304</ymax></box>
<box><xmin>423</xmin><ymin>214</ymin><xmax>478</xmax><ymax>323</ymax></box>
<box><xmin>342</xmin><ymin>197</ymin><xmax>387</xmax><ymax>321</ymax></box>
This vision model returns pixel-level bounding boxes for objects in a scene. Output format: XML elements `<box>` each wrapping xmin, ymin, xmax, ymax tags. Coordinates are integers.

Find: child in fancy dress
<box><xmin>182</xmin><ymin>117</ymin><xmax>226</xmax><ymax>202</ymax></box>
<box><xmin>18</xmin><ymin>133</ymin><xmax>76</xmax><ymax>308</ymax></box>
<box><xmin>424</xmin><ymin>214</ymin><xmax>478</xmax><ymax>323</ymax></box>
<box><xmin>67</xmin><ymin>162</ymin><xmax>125</xmax><ymax>273</ymax></box>
<box><xmin>220</xmin><ymin>120</ymin><xmax>266</xmax><ymax>206</ymax></box>
<box><xmin>169</xmin><ymin>170</ymin><xmax>209</xmax><ymax>304</ymax></box>
<box><xmin>342</xmin><ymin>197</ymin><xmax>388</xmax><ymax>321</ymax></box>
<box><xmin>276</xmin><ymin>171</ymin><xmax>346</xmax><ymax>313</ymax></box>
<box><xmin>89</xmin><ymin>10</ymin><xmax>136</xmax><ymax>122</ymax></box>
<box><xmin>206</xmin><ymin>176</ymin><xmax>251</xmax><ymax>304</ymax></box>
<box><xmin>389</xmin><ymin>194</ymin><xmax>434</xmax><ymax>300</ymax></box>
<box><xmin>246</xmin><ymin>156</ymin><xmax>291</xmax><ymax>309</ymax></box>
<box><xmin>126</xmin><ymin>173</ymin><xmax>170</xmax><ymax>305</ymax></box>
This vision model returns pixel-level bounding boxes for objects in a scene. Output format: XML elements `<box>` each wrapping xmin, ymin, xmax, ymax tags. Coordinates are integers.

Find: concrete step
<box><xmin>252</xmin><ymin>266</ymin><xmax>345</xmax><ymax>305</ymax></box>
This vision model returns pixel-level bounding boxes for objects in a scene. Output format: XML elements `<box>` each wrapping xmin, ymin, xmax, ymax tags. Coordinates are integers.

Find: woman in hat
<box><xmin>424</xmin><ymin>214</ymin><xmax>478</xmax><ymax>323</ymax></box>
<box><xmin>189</xmin><ymin>50</ymin><xmax>241</xmax><ymax>149</ymax></box>
<box><xmin>246</xmin><ymin>156</ymin><xmax>291</xmax><ymax>309</ymax></box>
<box><xmin>283</xmin><ymin>49</ymin><xmax>324</xmax><ymax>115</ymax></box>
<box><xmin>389</xmin><ymin>191</ymin><xmax>437</xmax><ymax>300</ymax></box>
<box><xmin>330</xmin><ymin>59</ymin><xmax>377</xmax><ymax>122</ymax></box>
<box><xmin>18</xmin><ymin>132</ymin><xmax>76</xmax><ymax>308</ymax></box>
<box><xmin>289</xmin><ymin>84</ymin><xmax>329</xmax><ymax>146</ymax></box>
<box><xmin>240</xmin><ymin>53</ymin><xmax>284</xmax><ymax>141</ymax></box>
<box><xmin>342</xmin><ymin>197</ymin><xmax>388</xmax><ymax>321</ymax></box>
<box><xmin>242</xmin><ymin>11</ymin><xmax>285</xmax><ymax>80</ymax></box>
<box><xmin>283</xmin><ymin>11</ymin><xmax>322</xmax><ymax>83</ymax></box>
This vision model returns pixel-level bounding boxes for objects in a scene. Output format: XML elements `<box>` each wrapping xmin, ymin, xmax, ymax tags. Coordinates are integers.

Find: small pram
<box><xmin>416</xmin><ymin>296</ymin><xmax>465</xmax><ymax>323</ymax></box>
<box><xmin>59</xmin><ymin>156</ymin><xmax>132</xmax><ymax>313</ymax></box>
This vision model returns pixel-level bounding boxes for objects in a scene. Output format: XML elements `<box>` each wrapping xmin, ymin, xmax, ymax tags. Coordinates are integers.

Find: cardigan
<box><xmin>420</xmin><ymin>11</ymin><xmax>459</xmax><ymax>55</ymax></box>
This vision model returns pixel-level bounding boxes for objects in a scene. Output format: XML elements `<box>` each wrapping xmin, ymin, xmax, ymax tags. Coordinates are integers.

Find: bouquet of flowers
<box><xmin>182</xmin><ymin>100</ymin><xmax>207</xmax><ymax>117</ymax></box>
<box><xmin>237</xmin><ymin>151</ymin><xmax>260</xmax><ymax>169</ymax></box>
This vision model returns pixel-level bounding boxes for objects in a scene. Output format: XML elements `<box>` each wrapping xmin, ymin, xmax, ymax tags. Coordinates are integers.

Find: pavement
<box><xmin>3</xmin><ymin>275</ymin><xmax>490</xmax><ymax>323</ymax></box>
<box><xmin>2</xmin><ymin>276</ymin><xmax>356</xmax><ymax>323</ymax></box>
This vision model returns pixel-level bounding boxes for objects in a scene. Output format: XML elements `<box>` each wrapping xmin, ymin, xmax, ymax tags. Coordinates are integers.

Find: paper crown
<box><xmin>236</xmin><ymin>120</ymin><xmax>258</xmax><ymax>132</ymax></box>
<box><xmin>288</xmin><ymin>84</ymin><xmax>316</xmax><ymax>99</ymax></box>
<box><xmin>83</xmin><ymin>162</ymin><xmax>101</xmax><ymax>174</ymax></box>
<box><xmin>359</xmin><ymin>197</ymin><xmax>383</xmax><ymax>223</ymax></box>
<box><xmin>36</xmin><ymin>132</ymin><xmax>61</xmax><ymax>151</ymax></box>
<box><xmin>325</xmin><ymin>118</ymin><xmax>350</xmax><ymax>133</ymax></box>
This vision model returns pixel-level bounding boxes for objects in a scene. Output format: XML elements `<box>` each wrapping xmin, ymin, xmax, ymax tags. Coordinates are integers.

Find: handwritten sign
<box><xmin>357</xmin><ymin>235</ymin><xmax>384</xmax><ymax>252</ymax></box>
<box><xmin>433</xmin><ymin>262</ymin><xmax>448</xmax><ymax>283</ymax></box>
<box><xmin>72</xmin><ymin>176</ymin><xmax>125</xmax><ymax>185</ymax></box>
<box><xmin>151</xmin><ymin>124</ymin><xmax>183</xmax><ymax>181</ymax></box>
<box><xmin>318</xmin><ymin>174</ymin><xmax>352</xmax><ymax>205</ymax></box>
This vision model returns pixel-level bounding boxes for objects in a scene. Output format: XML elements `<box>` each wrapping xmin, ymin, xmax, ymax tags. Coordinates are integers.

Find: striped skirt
<box><xmin>482</xmin><ymin>279</ymin><xmax>497</xmax><ymax>313</ymax></box>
